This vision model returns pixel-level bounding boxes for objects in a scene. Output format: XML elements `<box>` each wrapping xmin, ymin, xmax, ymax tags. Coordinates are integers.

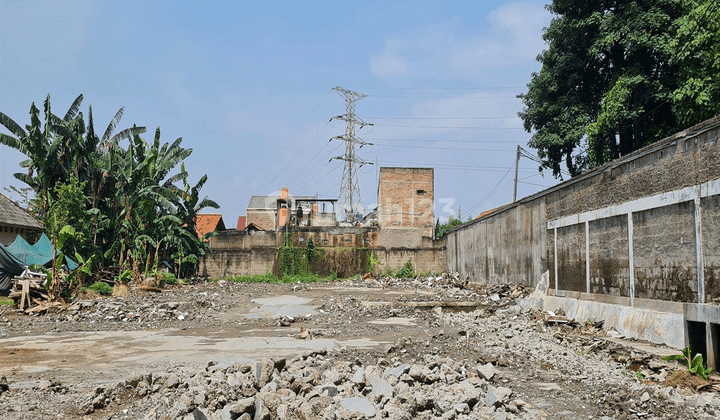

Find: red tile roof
<box><xmin>237</xmin><ymin>216</ymin><xmax>246</xmax><ymax>231</ymax></box>
<box><xmin>195</xmin><ymin>214</ymin><xmax>225</xmax><ymax>239</ymax></box>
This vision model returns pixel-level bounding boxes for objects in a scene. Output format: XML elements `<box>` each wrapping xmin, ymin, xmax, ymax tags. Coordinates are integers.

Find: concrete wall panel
<box><xmin>632</xmin><ymin>202</ymin><xmax>697</xmax><ymax>302</ymax></box>
<box><xmin>702</xmin><ymin>195</ymin><xmax>720</xmax><ymax>302</ymax></box>
<box><xmin>556</xmin><ymin>223</ymin><xmax>586</xmax><ymax>293</ymax></box>
<box><xmin>589</xmin><ymin>214</ymin><xmax>630</xmax><ymax>297</ymax></box>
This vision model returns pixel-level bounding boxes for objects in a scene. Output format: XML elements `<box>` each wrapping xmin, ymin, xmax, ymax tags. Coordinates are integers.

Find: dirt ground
<box><xmin>0</xmin><ymin>276</ymin><xmax>717</xmax><ymax>419</ymax></box>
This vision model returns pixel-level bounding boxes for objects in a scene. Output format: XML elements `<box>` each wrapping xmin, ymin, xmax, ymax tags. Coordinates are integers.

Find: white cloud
<box><xmin>368</xmin><ymin>2</ymin><xmax>550</xmax><ymax>82</ymax></box>
<box><xmin>370</xmin><ymin>41</ymin><xmax>409</xmax><ymax>79</ymax></box>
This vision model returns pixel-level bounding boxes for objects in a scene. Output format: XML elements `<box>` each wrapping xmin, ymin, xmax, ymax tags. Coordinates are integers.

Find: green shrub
<box><xmin>85</xmin><ymin>281</ymin><xmax>113</xmax><ymax>295</ymax></box>
<box><xmin>159</xmin><ymin>272</ymin><xmax>179</xmax><ymax>285</ymax></box>
<box><xmin>367</xmin><ymin>252</ymin><xmax>382</xmax><ymax>274</ymax></box>
<box><xmin>396</xmin><ymin>260</ymin><xmax>415</xmax><ymax>278</ymax></box>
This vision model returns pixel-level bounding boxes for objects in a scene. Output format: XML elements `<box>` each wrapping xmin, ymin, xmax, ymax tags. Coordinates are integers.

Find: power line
<box><xmin>466</xmin><ymin>162</ymin><xmax>516</xmax><ymax>216</ymax></box>
<box><xmin>373</xmin><ymin>124</ymin><xmax>524</xmax><ymax>129</ymax></box>
<box><xmin>256</xmin><ymin>122</ymin><xmax>330</xmax><ymax>193</ymax></box>
<box><xmin>365</xmin><ymin>116</ymin><xmax>520</xmax><ymax>120</ymax></box>
<box><xmin>375</xmin><ymin>144</ymin><xmax>515</xmax><ymax>152</ymax></box>
<box><xmin>239</xmin><ymin>88</ymin><xmax>332</xmax><ymax>194</ymax></box>
<box><xmin>368</xmin><ymin>95</ymin><xmax>520</xmax><ymax>99</ymax></box>
<box><xmin>347</xmin><ymin>86</ymin><xmax>525</xmax><ymax>90</ymax></box>
<box><xmin>365</xmin><ymin>137</ymin><xmax>521</xmax><ymax>143</ymax></box>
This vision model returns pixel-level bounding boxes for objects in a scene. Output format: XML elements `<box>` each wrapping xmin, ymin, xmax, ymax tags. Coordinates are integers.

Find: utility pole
<box><xmin>513</xmin><ymin>145</ymin><xmax>520</xmax><ymax>203</ymax></box>
<box><xmin>329</xmin><ymin>86</ymin><xmax>373</xmax><ymax>222</ymax></box>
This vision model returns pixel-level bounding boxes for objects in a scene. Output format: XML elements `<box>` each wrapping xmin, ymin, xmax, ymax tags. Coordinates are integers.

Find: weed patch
<box><xmin>84</xmin><ymin>281</ymin><xmax>113</xmax><ymax>296</ymax></box>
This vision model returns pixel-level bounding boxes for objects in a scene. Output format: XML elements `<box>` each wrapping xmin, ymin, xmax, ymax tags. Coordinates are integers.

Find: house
<box><xmin>195</xmin><ymin>214</ymin><xmax>226</xmax><ymax>240</ymax></box>
<box><xmin>0</xmin><ymin>193</ymin><xmax>43</xmax><ymax>244</ymax></box>
<box><xmin>246</xmin><ymin>187</ymin><xmax>337</xmax><ymax>231</ymax></box>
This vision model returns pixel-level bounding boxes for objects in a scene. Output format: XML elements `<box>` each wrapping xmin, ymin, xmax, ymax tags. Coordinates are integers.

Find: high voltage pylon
<box><xmin>329</xmin><ymin>86</ymin><xmax>373</xmax><ymax>222</ymax></box>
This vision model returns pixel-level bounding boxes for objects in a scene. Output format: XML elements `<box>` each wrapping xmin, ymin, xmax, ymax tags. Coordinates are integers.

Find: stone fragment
<box><xmin>352</xmin><ymin>368</ymin><xmax>365</xmax><ymax>384</ymax></box>
<box><xmin>192</xmin><ymin>408</ymin><xmax>208</xmax><ymax>420</ymax></box>
<box><xmin>368</xmin><ymin>374</ymin><xmax>393</xmax><ymax>398</ymax></box>
<box><xmin>486</xmin><ymin>385</ymin><xmax>512</xmax><ymax>407</ymax></box>
<box><xmin>640</xmin><ymin>392</ymin><xmax>650</xmax><ymax>403</ymax></box>
<box><xmin>165</xmin><ymin>374</ymin><xmax>180</xmax><ymax>389</ymax></box>
<box><xmin>255</xmin><ymin>358</ymin><xmax>274</xmax><ymax>389</ymax></box>
<box><xmin>341</xmin><ymin>397</ymin><xmax>376</xmax><ymax>417</ymax></box>
<box><xmin>477</xmin><ymin>363</ymin><xmax>495</xmax><ymax>381</ymax></box>
<box><xmin>254</xmin><ymin>397</ymin><xmax>270</xmax><ymax>420</ymax></box>
<box><xmin>225</xmin><ymin>397</ymin><xmax>255</xmax><ymax>417</ymax></box>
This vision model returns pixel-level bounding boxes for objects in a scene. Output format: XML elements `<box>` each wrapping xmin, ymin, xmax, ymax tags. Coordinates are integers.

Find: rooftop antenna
<box><xmin>329</xmin><ymin>86</ymin><xmax>373</xmax><ymax>222</ymax></box>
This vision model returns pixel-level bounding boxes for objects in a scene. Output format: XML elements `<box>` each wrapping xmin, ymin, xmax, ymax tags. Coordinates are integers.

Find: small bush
<box><xmin>85</xmin><ymin>281</ymin><xmax>113</xmax><ymax>295</ymax></box>
<box><xmin>396</xmin><ymin>260</ymin><xmax>415</xmax><ymax>279</ymax></box>
<box><xmin>160</xmin><ymin>272</ymin><xmax>179</xmax><ymax>285</ymax></box>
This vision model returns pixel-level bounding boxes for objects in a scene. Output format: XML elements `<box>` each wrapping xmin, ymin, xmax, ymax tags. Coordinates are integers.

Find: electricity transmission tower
<box><xmin>329</xmin><ymin>86</ymin><xmax>373</xmax><ymax>222</ymax></box>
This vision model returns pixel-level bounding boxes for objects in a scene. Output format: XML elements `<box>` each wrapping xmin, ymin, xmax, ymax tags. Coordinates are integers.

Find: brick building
<box><xmin>377</xmin><ymin>167</ymin><xmax>434</xmax><ymax>238</ymax></box>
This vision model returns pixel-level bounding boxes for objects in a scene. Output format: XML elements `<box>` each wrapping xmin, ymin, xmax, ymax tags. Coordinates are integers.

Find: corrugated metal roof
<box><xmin>0</xmin><ymin>194</ymin><xmax>44</xmax><ymax>229</ymax></box>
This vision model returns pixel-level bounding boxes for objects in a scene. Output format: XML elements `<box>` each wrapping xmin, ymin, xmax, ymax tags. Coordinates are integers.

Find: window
<box><xmin>417</xmin><ymin>190</ymin><xmax>427</xmax><ymax>195</ymax></box>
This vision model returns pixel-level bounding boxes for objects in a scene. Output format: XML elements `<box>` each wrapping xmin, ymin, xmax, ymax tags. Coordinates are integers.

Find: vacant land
<box><xmin>0</xmin><ymin>276</ymin><xmax>716</xmax><ymax>419</ymax></box>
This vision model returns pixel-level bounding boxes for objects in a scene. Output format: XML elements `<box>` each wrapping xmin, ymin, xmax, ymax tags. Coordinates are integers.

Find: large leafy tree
<box><xmin>519</xmin><ymin>0</ymin><xmax>718</xmax><ymax>177</ymax></box>
<box><xmin>0</xmin><ymin>95</ymin><xmax>215</xmax><ymax>280</ymax></box>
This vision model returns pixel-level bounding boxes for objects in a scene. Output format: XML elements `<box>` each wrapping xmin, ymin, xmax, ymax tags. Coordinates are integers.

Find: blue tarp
<box><xmin>0</xmin><ymin>241</ymin><xmax>25</xmax><ymax>293</ymax></box>
<box><xmin>5</xmin><ymin>233</ymin><xmax>78</xmax><ymax>270</ymax></box>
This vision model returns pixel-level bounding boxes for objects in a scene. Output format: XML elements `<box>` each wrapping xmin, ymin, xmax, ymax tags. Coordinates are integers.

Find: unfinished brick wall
<box><xmin>246</xmin><ymin>210</ymin><xmax>276</xmax><ymax>231</ymax></box>
<box><xmin>378</xmin><ymin>167</ymin><xmax>434</xmax><ymax>237</ymax></box>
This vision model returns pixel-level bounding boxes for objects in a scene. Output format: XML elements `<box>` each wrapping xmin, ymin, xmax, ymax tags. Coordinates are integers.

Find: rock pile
<box><xmin>84</xmin><ymin>349</ymin><xmax>540</xmax><ymax>420</ymax></box>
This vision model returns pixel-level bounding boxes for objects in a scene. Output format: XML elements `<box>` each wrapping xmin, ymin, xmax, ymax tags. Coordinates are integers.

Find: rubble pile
<box><xmin>75</xmin><ymin>350</ymin><xmax>538</xmax><ymax>420</ymax></box>
<box><xmin>0</xmin><ymin>275</ymin><xmax>719</xmax><ymax>419</ymax></box>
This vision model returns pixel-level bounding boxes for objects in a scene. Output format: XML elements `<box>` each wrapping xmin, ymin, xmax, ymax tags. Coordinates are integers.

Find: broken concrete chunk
<box><xmin>341</xmin><ymin>397</ymin><xmax>376</xmax><ymax>417</ymax></box>
<box><xmin>352</xmin><ymin>367</ymin><xmax>365</xmax><ymax>384</ymax></box>
<box><xmin>477</xmin><ymin>363</ymin><xmax>495</xmax><ymax>381</ymax></box>
<box><xmin>368</xmin><ymin>374</ymin><xmax>393</xmax><ymax>398</ymax></box>
<box><xmin>486</xmin><ymin>385</ymin><xmax>512</xmax><ymax>408</ymax></box>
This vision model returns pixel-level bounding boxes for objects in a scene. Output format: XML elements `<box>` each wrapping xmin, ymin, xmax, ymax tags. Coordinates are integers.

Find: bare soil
<box><xmin>0</xmin><ymin>277</ymin><xmax>717</xmax><ymax>419</ymax></box>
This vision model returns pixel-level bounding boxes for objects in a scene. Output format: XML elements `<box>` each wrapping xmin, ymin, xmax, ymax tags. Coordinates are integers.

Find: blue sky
<box><xmin>0</xmin><ymin>0</ymin><xmax>556</xmax><ymax>227</ymax></box>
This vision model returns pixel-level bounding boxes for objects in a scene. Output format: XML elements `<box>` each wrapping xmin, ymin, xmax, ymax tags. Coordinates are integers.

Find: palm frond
<box><xmin>102</xmin><ymin>107</ymin><xmax>125</xmax><ymax>142</ymax></box>
<box><xmin>108</xmin><ymin>126</ymin><xmax>146</xmax><ymax>145</ymax></box>
<box><xmin>197</xmin><ymin>197</ymin><xmax>220</xmax><ymax>210</ymax></box>
<box><xmin>0</xmin><ymin>112</ymin><xmax>27</xmax><ymax>138</ymax></box>
<box><xmin>0</xmin><ymin>133</ymin><xmax>25</xmax><ymax>153</ymax></box>
<box><xmin>63</xmin><ymin>94</ymin><xmax>84</xmax><ymax>121</ymax></box>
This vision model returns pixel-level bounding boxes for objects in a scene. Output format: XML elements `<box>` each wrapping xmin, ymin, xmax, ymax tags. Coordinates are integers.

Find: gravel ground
<box><xmin>0</xmin><ymin>275</ymin><xmax>717</xmax><ymax>419</ymax></box>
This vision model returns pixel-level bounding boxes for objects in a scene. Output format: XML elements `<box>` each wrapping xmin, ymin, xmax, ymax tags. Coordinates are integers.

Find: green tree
<box><xmin>0</xmin><ymin>94</ymin><xmax>216</xmax><ymax>288</ymax></box>
<box><xmin>435</xmin><ymin>215</ymin><xmax>464</xmax><ymax>238</ymax></box>
<box><xmin>518</xmin><ymin>0</ymin><xmax>710</xmax><ymax>176</ymax></box>
<box><xmin>670</xmin><ymin>0</ymin><xmax>720</xmax><ymax>126</ymax></box>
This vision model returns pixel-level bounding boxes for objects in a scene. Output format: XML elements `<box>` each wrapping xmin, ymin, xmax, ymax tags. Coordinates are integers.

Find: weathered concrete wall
<box><xmin>703</xmin><ymin>195</ymin><xmax>720</xmax><ymax>302</ymax></box>
<box><xmin>554</xmin><ymin>223</ymin><xmax>587</xmax><ymax>294</ymax></box>
<box><xmin>446</xmin><ymin>117</ymin><xmax>720</xmax><ymax>349</ymax></box>
<box><xmin>201</xmin><ymin>227</ymin><xmax>445</xmax><ymax>278</ymax></box>
<box><xmin>589</xmin><ymin>215</ymin><xmax>630</xmax><ymax>297</ymax></box>
<box><xmin>632</xmin><ymin>202</ymin><xmax>698</xmax><ymax>302</ymax></box>
<box><xmin>446</xmin><ymin>199</ymin><xmax>546</xmax><ymax>288</ymax></box>
<box><xmin>378</xmin><ymin>228</ymin><xmax>422</xmax><ymax>249</ymax></box>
